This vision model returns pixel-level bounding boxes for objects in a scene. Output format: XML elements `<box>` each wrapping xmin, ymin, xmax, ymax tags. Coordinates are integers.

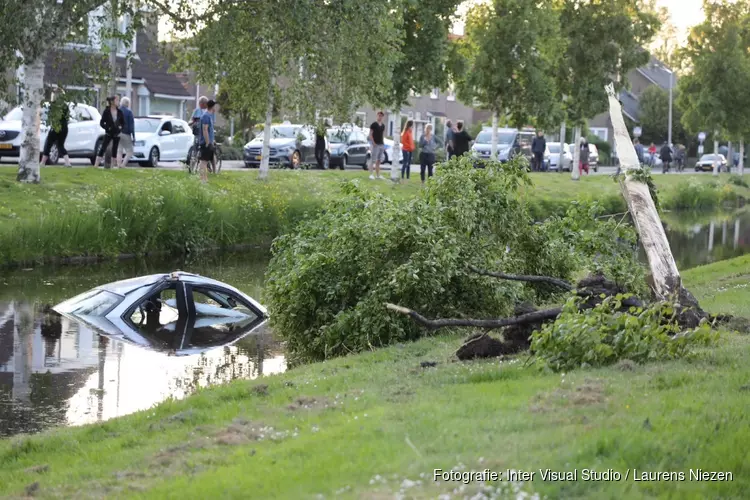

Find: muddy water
<box><xmin>0</xmin><ymin>249</ymin><xmax>284</xmax><ymax>437</ymax></box>
<box><xmin>2</xmin><ymin>210</ymin><xmax>750</xmax><ymax>437</ymax></box>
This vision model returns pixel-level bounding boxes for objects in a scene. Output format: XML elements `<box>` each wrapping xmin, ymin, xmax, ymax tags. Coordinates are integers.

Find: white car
<box><xmin>0</xmin><ymin>103</ymin><xmax>105</xmax><ymax>164</ymax></box>
<box><xmin>132</xmin><ymin>116</ymin><xmax>195</xmax><ymax>167</ymax></box>
<box><xmin>548</xmin><ymin>142</ymin><xmax>572</xmax><ymax>171</ymax></box>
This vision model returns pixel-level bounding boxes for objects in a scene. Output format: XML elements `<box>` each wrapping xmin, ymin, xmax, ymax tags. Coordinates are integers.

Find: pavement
<box><xmin>0</xmin><ymin>159</ymin><xmax>720</xmax><ymax>176</ymax></box>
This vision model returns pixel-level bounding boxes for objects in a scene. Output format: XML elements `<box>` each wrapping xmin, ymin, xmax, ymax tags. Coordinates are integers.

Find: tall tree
<box><xmin>678</xmin><ymin>0</ymin><xmax>750</xmax><ymax>175</ymax></box>
<box><xmin>556</xmin><ymin>0</ymin><xmax>660</xmax><ymax>179</ymax></box>
<box><xmin>454</xmin><ymin>0</ymin><xmax>562</xmax><ymax>161</ymax></box>
<box><xmin>637</xmin><ymin>85</ymin><xmax>687</xmax><ymax>147</ymax></box>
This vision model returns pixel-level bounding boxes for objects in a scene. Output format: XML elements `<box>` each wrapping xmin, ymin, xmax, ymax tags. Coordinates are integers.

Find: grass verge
<box><xmin>0</xmin><ymin>256</ymin><xmax>748</xmax><ymax>499</ymax></box>
<box><xmin>1</xmin><ymin>166</ymin><xmax>749</xmax><ymax>266</ymax></box>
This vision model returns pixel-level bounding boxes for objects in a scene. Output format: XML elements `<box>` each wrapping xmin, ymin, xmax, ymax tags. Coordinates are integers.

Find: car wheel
<box><xmin>91</xmin><ymin>138</ymin><xmax>103</xmax><ymax>165</ymax></box>
<box><xmin>146</xmin><ymin>146</ymin><xmax>159</xmax><ymax>168</ymax></box>
<box><xmin>46</xmin><ymin>144</ymin><xmax>59</xmax><ymax>165</ymax></box>
<box><xmin>362</xmin><ymin>154</ymin><xmax>370</xmax><ymax>171</ymax></box>
<box><xmin>291</xmin><ymin>150</ymin><xmax>302</xmax><ymax>169</ymax></box>
<box><xmin>341</xmin><ymin>154</ymin><xmax>348</xmax><ymax>170</ymax></box>
<box><xmin>323</xmin><ymin>152</ymin><xmax>330</xmax><ymax>170</ymax></box>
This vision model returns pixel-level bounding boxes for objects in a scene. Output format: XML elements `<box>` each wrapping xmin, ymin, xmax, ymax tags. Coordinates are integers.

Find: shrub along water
<box><xmin>265</xmin><ymin>156</ymin><xmax>647</xmax><ymax>365</ymax></box>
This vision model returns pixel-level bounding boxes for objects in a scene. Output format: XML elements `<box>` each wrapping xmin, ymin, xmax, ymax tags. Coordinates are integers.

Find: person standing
<box><xmin>94</xmin><ymin>96</ymin><xmax>124</xmax><ymax>169</ymax></box>
<box><xmin>117</xmin><ymin>97</ymin><xmax>135</xmax><ymax>168</ymax></box>
<box><xmin>40</xmin><ymin>94</ymin><xmax>72</xmax><ymax>168</ymax></box>
<box><xmin>315</xmin><ymin>120</ymin><xmax>329</xmax><ymax>169</ymax></box>
<box><xmin>445</xmin><ymin>119</ymin><xmax>455</xmax><ymax>160</ymax></box>
<box><xmin>647</xmin><ymin>142</ymin><xmax>657</xmax><ymax>166</ymax></box>
<box><xmin>452</xmin><ymin>120</ymin><xmax>472</xmax><ymax>158</ymax></box>
<box><xmin>400</xmin><ymin>119</ymin><xmax>415</xmax><ymax>181</ymax></box>
<box><xmin>579</xmin><ymin>137</ymin><xmax>590</xmax><ymax>175</ymax></box>
<box><xmin>191</xmin><ymin>96</ymin><xmax>208</xmax><ymax>145</ymax></box>
<box><xmin>419</xmin><ymin>124</ymin><xmax>437</xmax><ymax>185</ymax></box>
<box><xmin>633</xmin><ymin>138</ymin><xmax>645</xmax><ymax>164</ymax></box>
<box><xmin>532</xmin><ymin>130</ymin><xmax>546</xmax><ymax>172</ymax></box>
<box><xmin>368</xmin><ymin>111</ymin><xmax>386</xmax><ymax>179</ymax></box>
<box><xmin>660</xmin><ymin>142</ymin><xmax>673</xmax><ymax>173</ymax></box>
<box><xmin>198</xmin><ymin>100</ymin><xmax>217</xmax><ymax>183</ymax></box>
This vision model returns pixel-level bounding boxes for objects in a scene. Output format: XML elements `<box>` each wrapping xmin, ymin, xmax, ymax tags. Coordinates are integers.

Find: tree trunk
<box><xmin>571</xmin><ymin>126</ymin><xmax>581</xmax><ymax>180</ymax></box>
<box><xmin>558</xmin><ymin>121</ymin><xmax>566</xmax><ymax>172</ymax></box>
<box><xmin>713</xmin><ymin>134</ymin><xmax>719</xmax><ymax>176</ymax></box>
<box><xmin>734</xmin><ymin>219</ymin><xmax>740</xmax><ymax>250</ymax></box>
<box><xmin>490</xmin><ymin>111</ymin><xmax>498</xmax><ymax>161</ymax></box>
<box><xmin>258</xmin><ymin>72</ymin><xmax>275</xmax><ymax>180</ymax></box>
<box><xmin>390</xmin><ymin>109</ymin><xmax>401</xmax><ymax>181</ymax></box>
<box><xmin>605</xmin><ymin>83</ymin><xmax>682</xmax><ymax>300</ymax></box>
<box><xmin>727</xmin><ymin>141</ymin><xmax>733</xmax><ymax>173</ymax></box>
<box><xmin>17</xmin><ymin>58</ymin><xmax>44</xmax><ymax>184</ymax></box>
<box><xmin>740</xmin><ymin>140</ymin><xmax>745</xmax><ymax>176</ymax></box>
<box><xmin>108</xmin><ymin>0</ymin><xmax>119</xmax><ymax>98</ymax></box>
<box><xmin>708</xmin><ymin>221</ymin><xmax>715</xmax><ymax>252</ymax></box>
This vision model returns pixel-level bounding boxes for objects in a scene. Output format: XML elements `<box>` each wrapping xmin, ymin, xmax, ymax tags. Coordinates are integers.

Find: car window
<box><xmin>172</xmin><ymin>121</ymin><xmax>186</xmax><ymax>134</ymax></box>
<box><xmin>161</xmin><ymin>121</ymin><xmax>173</xmax><ymax>133</ymax></box>
<box><xmin>64</xmin><ymin>290</ymin><xmax>121</xmax><ymax>316</ymax></box>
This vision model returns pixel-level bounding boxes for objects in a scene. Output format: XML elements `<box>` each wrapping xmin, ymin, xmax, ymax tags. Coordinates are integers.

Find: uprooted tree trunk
<box><xmin>385</xmin><ymin>82</ymin><xmax>712</xmax><ymax>358</ymax></box>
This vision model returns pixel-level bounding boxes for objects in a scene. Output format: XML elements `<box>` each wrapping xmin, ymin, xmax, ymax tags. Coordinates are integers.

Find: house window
<box><xmin>69</xmin><ymin>17</ymin><xmax>89</xmax><ymax>45</ymax></box>
<box><xmin>590</xmin><ymin>127</ymin><xmax>608</xmax><ymax>142</ymax></box>
<box><xmin>354</xmin><ymin>112</ymin><xmax>366</xmax><ymax>128</ymax></box>
<box><xmin>447</xmin><ymin>86</ymin><xmax>456</xmax><ymax>102</ymax></box>
<box><xmin>430</xmin><ymin>88</ymin><xmax>439</xmax><ymax>99</ymax></box>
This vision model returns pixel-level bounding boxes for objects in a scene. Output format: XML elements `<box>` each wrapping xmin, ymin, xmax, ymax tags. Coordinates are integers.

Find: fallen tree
<box><xmin>385</xmin><ymin>83</ymin><xmax>722</xmax><ymax>366</ymax></box>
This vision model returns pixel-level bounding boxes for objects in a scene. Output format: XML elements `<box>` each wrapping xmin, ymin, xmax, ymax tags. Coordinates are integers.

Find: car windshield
<box><xmin>3</xmin><ymin>108</ymin><xmax>23</xmax><ymax>121</ymax></box>
<box><xmin>327</xmin><ymin>130</ymin><xmax>348</xmax><ymax>143</ymax></box>
<box><xmin>548</xmin><ymin>144</ymin><xmax>561</xmax><ymax>154</ymax></box>
<box><xmin>700</xmin><ymin>155</ymin><xmax>718</xmax><ymax>161</ymax></box>
<box><xmin>57</xmin><ymin>289</ymin><xmax>121</xmax><ymax>316</ymax></box>
<box><xmin>271</xmin><ymin>126</ymin><xmax>299</xmax><ymax>139</ymax></box>
<box><xmin>475</xmin><ymin>131</ymin><xmax>514</xmax><ymax>144</ymax></box>
<box><xmin>135</xmin><ymin>119</ymin><xmax>161</xmax><ymax>133</ymax></box>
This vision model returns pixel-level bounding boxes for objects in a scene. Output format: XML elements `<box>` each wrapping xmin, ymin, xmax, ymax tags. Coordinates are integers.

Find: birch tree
<box><xmin>453</xmin><ymin>0</ymin><xmax>561</xmax><ymax>161</ymax></box>
<box><xmin>555</xmin><ymin>0</ymin><xmax>659</xmax><ymax>179</ymax></box>
<box><xmin>678</xmin><ymin>0</ymin><xmax>750</xmax><ymax>176</ymax></box>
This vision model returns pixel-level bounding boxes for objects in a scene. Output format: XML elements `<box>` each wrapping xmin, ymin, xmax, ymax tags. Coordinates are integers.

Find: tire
<box><xmin>91</xmin><ymin>138</ymin><xmax>103</xmax><ymax>165</ymax></box>
<box><xmin>362</xmin><ymin>154</ymin><xmax>370</xmax><ymax>171</ymax></box>
<box><xmin>341</xmin><ymin>154</ymin><xmax>348</xmax><ymax>170</ymax></box>
<box><xmin>186</xmin><ymin>146</ymin><xmax>194</xmax><ymax>165</ymax></box>
<box><xmin>47</xmin><ymin>144</ymin><xmax>59</xmax><ymax>165</ymax></box>
<box><xmin>146</xmin><ymin>146</ymin><xmax>159</xmax><ymax>168</ymax></box>
<box><xmin>323</xmin><ymin>152</ymin><xmax>330</xmax><ymax>170</ymax></box>
<box><xmin>291</xmin><ymin>150</ymin><xmax>302</xmax><ymax>169</ymax></box>
<box><xmin>214</xmin><ymin>149</ymin><xmax>222</xmax><ymax>173</ymax></box>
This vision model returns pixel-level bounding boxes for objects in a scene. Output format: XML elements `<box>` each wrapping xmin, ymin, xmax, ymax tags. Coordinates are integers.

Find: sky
<box><xmin>451</xmin><ymin>0</ymin><xmax>705</xmax><ymax>41</ymax></box>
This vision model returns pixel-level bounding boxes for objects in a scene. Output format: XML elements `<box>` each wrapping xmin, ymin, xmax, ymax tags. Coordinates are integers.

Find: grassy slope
<box><xmin>2</xmin><ymin>166</ymin><xmax>749</xmax><ymax>266</ymax></box>
<box><xmin>1</xmin><ymin>257</ymin><xmax>749</xmax><ymax>499</ymax></box>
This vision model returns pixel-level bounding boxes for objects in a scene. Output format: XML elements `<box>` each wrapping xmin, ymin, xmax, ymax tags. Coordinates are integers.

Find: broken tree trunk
<box><xmin>605</xmin><ymin>83</ymin><xmax>681</xmax><ymax>301</ymax></box>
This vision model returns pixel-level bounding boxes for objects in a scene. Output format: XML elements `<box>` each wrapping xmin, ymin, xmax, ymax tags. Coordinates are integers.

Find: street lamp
<box><xmin>651</xmin><ymin>64</ymin><xmax>674</xmax><ymax>147</ymax></box>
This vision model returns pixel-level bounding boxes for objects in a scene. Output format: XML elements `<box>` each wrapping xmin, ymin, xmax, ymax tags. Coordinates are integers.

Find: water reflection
<box><xmin>0</xmin><ymin>301</ymin><xmax>284</xmax><ymax>437</ymax></box>
<box><xmin>662</xmin><ymin>210</ymin><xmax>750</xmax><ymax>269</ymax></box>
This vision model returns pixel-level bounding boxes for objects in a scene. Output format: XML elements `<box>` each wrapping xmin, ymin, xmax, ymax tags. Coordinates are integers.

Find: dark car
<box><xmin>327</xmin><ymin>127</ymin><xmax>371</xmax><ymax>170</ymax></box>
<box><xmin>243</xmin><ymin>123</ymin><xmax>329</xmax><ymax>169</ymax></box>
<box><xmin>470</xmin><ymin>127</ymin><xmax>535</xmax><ymax>167</ymax></box>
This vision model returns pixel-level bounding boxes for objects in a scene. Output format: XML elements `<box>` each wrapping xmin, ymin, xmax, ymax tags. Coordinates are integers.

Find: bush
<box><xmin>728</xmin><ymin>175</ymin><xmax>749</xmax><ymax>188</ymax></box>
<box><xmin>265</xmin><ymin>156</ymin><xmax>646</xmax><ymax>364</ymax></box>
<box><xmin>662</xmin><ymin>180</ymin><xmax>721</xmax><ymax>210</ymax></box>
<box><xmin>220</xmin><ymin>146</ymin><xmax>244</xmax><ymax>161</ymax></box>
<box><xmin>531</xmin><ymin>295</ymin><xmax>718</xmax><ymax>372</ymax></box>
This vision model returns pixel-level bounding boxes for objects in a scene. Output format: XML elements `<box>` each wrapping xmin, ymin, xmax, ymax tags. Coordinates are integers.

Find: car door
<box><xmin>75</xmin><ymin>105</ymin><xmax>99</xmax><ymax>155</ymax></box>
<box><xmin>353</xmin><ymin>131</ymin><xmax>367</xmax><ymax>164</ymax></box>
<box><xmin>158</xmin><ymin>121</ymin><xmax>176</xmax><ymax>159</ymax></box>
<box><xmin>299</xmin><ymin>128</ymin><xmax>314</xmax><ymax>163</ymax></box>
<box><xmin>170</xmin><ymin>121</ymin><xmax>191</xmax><ymax>161</ymax></box>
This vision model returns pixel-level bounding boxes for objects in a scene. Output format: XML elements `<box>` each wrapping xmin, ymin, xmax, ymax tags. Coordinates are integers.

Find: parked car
<box><xmin>53</xmin><ymin>272</ymin><xmax>268</xmax><ymax>355</ymax></box>
<box><xmin>132</xmin><ymin>116</ymin><xmax>194</xmax><ymax>167</ymax></box>
<box><xmin>0</xmin><ymin>103</ymin><xmax>105</xmax><ymax>164</ymax></box>
<box><xmin>244</xmin><ymin>123</ymin><xmax>329</xmax><ymax>169</ymax></box>
<box><xmin>470</xmin><ymin>127</ymin><xmax>535</xmax><ymax>164</ymax></box>
<box><xmin>695</xmin><ymin>154</ymin><xmax>728</xmax><ymax>172</ymax></box>
<box><xmin>327</xmin><ymin>127</ymin><xmax>370</xmax><ymax>170</ymax></box>
<box><xmin>547</xmin><ymin>142</ymin><xmax>572</xmax><ymax>171</ymax></box>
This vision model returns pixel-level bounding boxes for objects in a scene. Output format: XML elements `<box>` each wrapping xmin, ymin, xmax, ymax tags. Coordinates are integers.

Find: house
<box><xmin>10</xmin><ymin>6</ymin><xmax>192</xmax><ymax>119</ymax></box>
<box><xmin>587</xmin><ymin>57</ymin><xmax>676</xmax><ymax>147</ymax></box>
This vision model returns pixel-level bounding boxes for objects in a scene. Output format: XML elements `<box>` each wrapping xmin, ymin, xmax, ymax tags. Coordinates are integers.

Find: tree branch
<box><xmin>468</xmin><ymin>266</ymin><xmax>573</xmax><ymax>291</ymax></box>
<box><xmin>385</xmin><ymin>303</ymin><xmax>562</xmax><ymax>331</ymax></box>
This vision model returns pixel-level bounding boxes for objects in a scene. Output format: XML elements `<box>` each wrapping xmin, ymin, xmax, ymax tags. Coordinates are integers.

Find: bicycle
<box><xmin>187</xmin><ymin>142</ymin><xmax>222</xmax><ymax>175</ymax></box>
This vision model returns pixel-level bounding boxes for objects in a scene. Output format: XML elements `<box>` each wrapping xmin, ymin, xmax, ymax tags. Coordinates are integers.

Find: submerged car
<box><xmin>53</xmin><ymin>272</ymin><xmax>268</xmax><ymax>355</ymax></box>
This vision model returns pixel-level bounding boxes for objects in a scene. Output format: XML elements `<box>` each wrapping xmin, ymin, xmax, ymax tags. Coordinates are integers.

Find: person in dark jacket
<box><xmin>452</xmin><ymin>120</ymin><xmax>473</xmax><ymax>157</ymax></box>
<box><xmin>40</xmin><ymin>94</ymin><xmax>72</xmax><ymax>167</ymax></box>
<box><xmin>531</xmin><ymin>130</ymin><xmax>546</xmax><ymax>171</ymax></box>
<box><xmin>117</xmin><ymin>97</ymin><xmax>136</xmax><ymax>168</ymax></box>
<box><xmin>315</xmin><ymin>120</ymin><xmax>329</xmax><ymax>169</ymax></box>
<box><xmin>660</xmin><ymin>142</ymin><xmax>673</xmax><ymax>173</ymax></box>
<box><xmin>94</xmin><ymin>95</ymin><xmax>125</xmax><ymax>168</ymax></box>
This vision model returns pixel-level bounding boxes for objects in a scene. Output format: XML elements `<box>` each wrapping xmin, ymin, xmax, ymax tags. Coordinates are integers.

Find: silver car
<box><xmin>53</xmin><ymin>272</ymin><xmax>268</xmax><ymax>356</ymax></box>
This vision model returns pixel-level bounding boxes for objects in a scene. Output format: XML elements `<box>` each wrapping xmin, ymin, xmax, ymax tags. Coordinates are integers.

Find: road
<box><xmin>0</xmin><ymin>158</ymin><xmax>718</xmax><ymax>176</ymax></box>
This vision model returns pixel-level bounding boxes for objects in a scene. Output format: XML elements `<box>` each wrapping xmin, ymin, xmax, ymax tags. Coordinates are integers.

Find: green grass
<box><xmin>1</xmin><ymin>256</ymin><xmax>749</xmax><ymax>499</ymax></box>
<box><xmin>1</xmin><ymin>166</ymin><xmax>749</xmax><ymax>266</ymax></box>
